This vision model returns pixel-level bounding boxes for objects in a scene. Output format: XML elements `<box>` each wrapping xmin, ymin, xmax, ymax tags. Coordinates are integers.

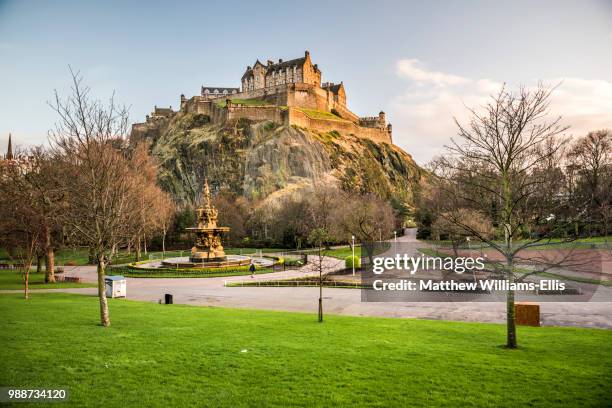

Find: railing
<box><xmin>0</xmin><ymin>263</ymin><xmax>26</xmax><ymax>269</ymax></box>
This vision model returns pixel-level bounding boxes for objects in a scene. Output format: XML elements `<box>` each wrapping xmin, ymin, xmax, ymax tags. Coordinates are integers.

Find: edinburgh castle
<box><xmin>132</xmin><ymin>51</ymin><xmax>393</xmax><ymax>144</ymax></box>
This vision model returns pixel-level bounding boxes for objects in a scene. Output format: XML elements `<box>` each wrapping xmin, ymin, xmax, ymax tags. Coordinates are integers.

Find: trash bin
<box><xmin>104</xmin><ymin>276</ymin><xmax>127</xmax><ymax>298</ymax></box>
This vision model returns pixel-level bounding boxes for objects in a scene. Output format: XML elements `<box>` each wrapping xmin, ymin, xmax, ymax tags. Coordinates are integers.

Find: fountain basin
<box><xmin>161</xmin><ymin>255</ymin><xmax>252</xmax><ymax>268</ymax></box>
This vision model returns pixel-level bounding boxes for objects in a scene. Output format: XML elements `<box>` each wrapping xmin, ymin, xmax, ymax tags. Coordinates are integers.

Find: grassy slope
<box><xmin>0</xmin><ymin>271</ymin><xmax>95</xmax><ymax>290</ymax></box>
<box><xmin>296</xmin><ymin>107</ymin><xmax>345</xmax><ymax>121</ymax></box>
<box><xmin>1</xmin><ymin>294</ymin><xmax>610</xmax><ymax>407</ymax></box>
<box><xmin>424</xmin><ymin>236</ymin><xmax>611</xmax><ymax>250</ymax></box>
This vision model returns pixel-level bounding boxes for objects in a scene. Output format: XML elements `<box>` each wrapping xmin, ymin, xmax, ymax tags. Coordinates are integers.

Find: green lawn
<box><xmin>0</xmin><ymin>294</ymin><xmax>610</xmax><ymax>407</ymax></box>
<box><xmin>424</xmin><ymin>236</ymin><xmax>611</xmax><ymax>250</ymax></box>
<box><xmin>0</xmin><ymin>271</ymin><xmax>95</xmax><ymax>290</ymax></box>
<box><xmin>296</xmin><ymin>107</ymin><xmax>345</xmax><ymax>121</ymax></box>
<box><xmin>303</xmin><ymin>246</ymin><xmax>361</xmax><ymax>260</ymax></box>
<box><xmin>304</xmin><ymin>246</ymin><xmax>388</xmax><ymax>260</ymax></box>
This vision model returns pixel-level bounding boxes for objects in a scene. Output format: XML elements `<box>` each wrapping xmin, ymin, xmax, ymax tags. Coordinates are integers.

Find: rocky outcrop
<box><xmin>131</xmin><ymin>112</ymin><xmax>423</xmax><ymax>207</ymax></box>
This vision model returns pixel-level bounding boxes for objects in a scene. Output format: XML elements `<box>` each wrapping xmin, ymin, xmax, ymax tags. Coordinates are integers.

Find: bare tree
<box><xmin>432</xmin><ymin>83</ymin><xmax>576</xmax><ymax>348</ymax></box>
<box><xmin>334</xmin><ymin>192</ymin><xmax>395</xmax><ymax>243</ymax></box>
<box><xmin>0</xmin><ymin>155</ymin><xmax>43</xmax><ymax>298</ymax></box>
<box><xmin>308</xmin><ymin>228</ymin><xmax>330</xmax><ymax>322</ymax></box>
<box><xmin>49</xmin><ymin>68</ymin><xmax>134</xmax><ymax>327</ymax></box>
<box><xmin>567</xmin><ymin>130</ymin><xmax>612</xmax><ymax>236</ymax></box>
<box><xmin>20</xmin><ymin>148</ymin><xmax>66</xmax><ymax>282</ymax></box>
<box><xmin>125</xmin><ymin>143</ymin><xmax>173</xmax><ymax>261</ymax></box>
<box><xmin>431</xmin><ymin>208</ymin><xmax>493</xmax><ymax>256</ymax></box>
<box><xmin>156</xmin><ymin>194</ymin><xmax>176</xmax><ymax>259</ymax></box>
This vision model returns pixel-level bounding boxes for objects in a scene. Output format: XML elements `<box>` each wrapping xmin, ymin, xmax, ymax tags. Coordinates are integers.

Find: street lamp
<box><xmin>393</xmin><ymin>230</ymin><xmax>397</xmax><ymax>254</ymax></box>
<box><xmin>351</xmin><ymin>235</ymin><xmax>355</xmax><ymax>276</ymax></box>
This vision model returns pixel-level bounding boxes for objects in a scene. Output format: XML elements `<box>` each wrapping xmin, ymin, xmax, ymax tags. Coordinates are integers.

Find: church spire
<box><xmin>6</xmin><ymin>133</ymin><xmax>13</xmax><ymax>160</ymax></box>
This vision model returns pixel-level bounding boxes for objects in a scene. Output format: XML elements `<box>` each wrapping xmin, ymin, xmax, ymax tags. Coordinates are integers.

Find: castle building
<box><xmin>201</xmin><ymin>87</ymin><xmax>240</xmax><ymax>100</ymax></box>
<box><xmin>134</xmin><ymin>51</ymin><xmax>393</xmax><ymax>145</ymax></box>
<box><xmin>240</xmin><ymin>51</ymin><xmax>320</xmax><ymax>91</ymax></box>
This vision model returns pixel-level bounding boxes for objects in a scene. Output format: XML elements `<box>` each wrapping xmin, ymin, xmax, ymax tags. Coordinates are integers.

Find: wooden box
<box><xmin>515</xmin><ymin>302</ymin><xmax>540</xmax><ymax>327</ymax></box>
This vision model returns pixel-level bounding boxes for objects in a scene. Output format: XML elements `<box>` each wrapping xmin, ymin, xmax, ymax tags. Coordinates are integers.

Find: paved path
<box><xmin>3</xmin><ymin>231</ymin><xmax>611</xmax><ymax>329</ymax></box>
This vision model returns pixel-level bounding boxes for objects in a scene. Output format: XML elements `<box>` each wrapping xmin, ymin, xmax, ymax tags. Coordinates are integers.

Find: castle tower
<box><xmin>378</xmin><ymin>111</ymin><xmax>386</xmax><ymax>127</ymax></box>
<box><xmin>5</xmin><ymin>133</ymin><xmax>13</xmax><ymax>160</ymax></box>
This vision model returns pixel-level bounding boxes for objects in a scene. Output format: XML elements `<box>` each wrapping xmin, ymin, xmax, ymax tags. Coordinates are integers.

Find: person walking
<box><xmin>249</xmin><ymin>262</ymin><xmax>256</xmax><ymax>278</ymax></box>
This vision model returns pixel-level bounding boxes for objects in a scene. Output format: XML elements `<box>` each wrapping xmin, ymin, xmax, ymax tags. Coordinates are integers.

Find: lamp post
<box><xmin>351</xmin><ymin>235</ymin><xmax>355</xmax><ymax>276</ymax></box>
<box><xmin>393</xmin><ymin>230</ymin><xmax>397</xmax><ymax>251</ymax></box>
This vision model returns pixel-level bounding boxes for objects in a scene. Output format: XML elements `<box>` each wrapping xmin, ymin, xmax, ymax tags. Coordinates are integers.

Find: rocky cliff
<box><xmin>131</xmin><ymin>112</ymin><xmax>423</xmax><ymax>207</ymax></box>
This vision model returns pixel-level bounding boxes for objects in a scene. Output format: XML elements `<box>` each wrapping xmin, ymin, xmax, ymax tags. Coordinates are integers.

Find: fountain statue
<box><xmin>156</xmin><ymin>178</ymin><xmax>273</xmax><ymax>270</ymax></box>
<box><xmin>187</xmin><ymin>180</ymin><xmax>230</xmax><ymax>262</ymax></box>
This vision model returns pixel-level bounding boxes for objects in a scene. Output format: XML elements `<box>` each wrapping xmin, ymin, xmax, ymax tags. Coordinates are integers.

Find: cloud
<box><xmin>390</xmin><ymin>59</ymin><xmax>612</xmax><ymax>165</ymax></box>
<box><xmin>396</xmin><ymin>59</ymin><xmax>468</xmax><ymax>86</ymax></box>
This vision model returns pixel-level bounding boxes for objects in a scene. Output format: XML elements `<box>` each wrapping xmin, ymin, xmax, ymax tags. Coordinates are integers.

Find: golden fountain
<box><xmin>159</xmin><ymin>179</ymin><xmax>268</xmax><ymax>269</ymax></box>
<box><xmin>187</xmin><ymin>180</ymin><xmax>230</xmax><ymax>262</ymax></box>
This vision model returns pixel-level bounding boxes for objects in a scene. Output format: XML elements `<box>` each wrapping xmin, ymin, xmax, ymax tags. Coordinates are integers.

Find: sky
<box><xmin>1</xmin><ymin>0</ymin><xmax>611</xmax><ymax>165</ymax></box>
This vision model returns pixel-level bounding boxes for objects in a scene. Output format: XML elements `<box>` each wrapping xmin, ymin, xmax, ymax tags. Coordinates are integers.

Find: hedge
<box><xmin>344</xmin><ymin>255</ymin><xmax>361</xmax><ymax>269</ymax></box>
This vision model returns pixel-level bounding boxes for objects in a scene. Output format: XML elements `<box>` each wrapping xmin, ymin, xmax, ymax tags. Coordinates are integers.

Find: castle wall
<box><xmin>309</xmin><ymin>86</ymin><xmax>358</xmax><ymax>122</ymax></box>
<box><xmin>287</xmin><ymin>108</ymin><xmax>392</xmax><ymax>144</ymax></box>
<box><xmin>226</xmin><ymin>105</ymin><xmax>285</xmax><ymax>123</ymax></box>
<box><xmin>217</xmin><ymin>83</ymin><xmax>359</xmax><ymax>123</ymax></box>
<box><xmin>183</xmin><ymin>96</ymin><xmax>213</xmax><ymax>115</ymax></box>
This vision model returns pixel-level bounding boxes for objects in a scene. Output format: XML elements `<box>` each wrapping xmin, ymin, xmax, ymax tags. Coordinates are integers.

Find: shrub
<box><xmin>345</xmin><ymin>255</ymin><xmax>361</xmax><ymax>269</ymax></box>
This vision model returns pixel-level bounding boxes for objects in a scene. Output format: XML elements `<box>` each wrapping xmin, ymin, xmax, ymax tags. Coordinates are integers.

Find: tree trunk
<box><xmin>318</xmin><ymin>254</ymin><xmax>323</xmax><ymax>322</ymax></box>
<box><xmin>36</xmin><ymin>254</ymin><xmax>43</xmax><ymax>274</ymax></box>
<box><xmin>97</xmin><ymin>256</ymin><xmax>110</xmax><ymax>327</ymax></box>
<box><xmin>452</xmin><ymin>239</ymin><xmax>459</xmax><ymax>257</ymax></box>
<box><xmin>162</xmin><ymin>231</ymin><xmax>166</xmax><ymax>259</ymax></box>
<box><xmin>135</xmin><ymin>236</ymin><xmax>141</xmax><ymax>262</ymax></box>
<box><xmin>24</xmin><ymin>265</ymin><xmax>30</xmax><ymax>300</ymax></box>
<box><xmin>44</xmin><ymin>227</ymin><xmax>56</xmax><ymax>283</ymax></box>
<box><xmin>506</xmin><ymin>260</ymin><xmax>517</xmax><ymax>348</ymax></box>
<box><xmin>143</xmin><ymin>234</ymin><xmax>147</xmax><ymax>255</ymax></box>
<box><xmin>88</xmin><ymin>247</ymin><xmax>96</xmax><ymax>264</ymax></box>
